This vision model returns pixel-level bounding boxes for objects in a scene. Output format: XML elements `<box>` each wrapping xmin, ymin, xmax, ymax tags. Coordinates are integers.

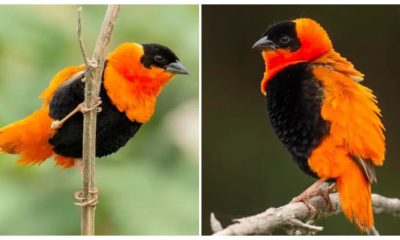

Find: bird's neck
<box><xmin>103</xmin><ymin>64</ymin><xmax>173</xmax><ymax>123</ymax></box>
<box><xmin>260</xmin><ymin>49</ymin><xmax>305</xmax><ymax>95</ymax></box>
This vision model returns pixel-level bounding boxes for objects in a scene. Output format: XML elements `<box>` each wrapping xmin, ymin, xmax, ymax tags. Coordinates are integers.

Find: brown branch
<box><xmin>211</xmin><ymin>193</ymin><xmax>400</xmax><ymax>235</ymax></box>
<box><xmin>77</xmin><ymin>5</ymin><xmax>120</xmax><ymax>235</ymax></box>
<box><xmin>77</xmin><ymin>8</ymin><xmax>89</xmax><ymax>67</ymax></box>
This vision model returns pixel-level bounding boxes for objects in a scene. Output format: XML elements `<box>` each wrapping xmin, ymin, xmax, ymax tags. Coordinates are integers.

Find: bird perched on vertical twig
<box><xmin>253</xmin><ymin>18</ymin><xmax>385</xmax><ymax>233</ymax></box>
<box><xmin>0</xmin><ymin>42</ymin><xmax>188</xmax><ymax>204</ymax></box>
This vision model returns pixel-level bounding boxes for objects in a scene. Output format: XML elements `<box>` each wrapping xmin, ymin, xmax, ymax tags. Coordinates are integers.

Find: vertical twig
<box><xmin>77</xmin><ymin>5</ymin><xmax>120</xmax><ymax>235</ymax></box>
<box><xmin>77</xmin><ymin>8</ymin><xmax>90</xmax><ymax>67</ymax></box>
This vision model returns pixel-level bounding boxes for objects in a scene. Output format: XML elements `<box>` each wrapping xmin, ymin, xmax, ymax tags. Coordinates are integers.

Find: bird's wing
<box><xmin>39</xmin><ymin>65</ymin><xmax>85</xmax><ymax>105</ymax></box>
<box><xmin>314</xmin><ymin>50</ymin><xmax>365</xmax><ymax>82</ymax></box>
<box><xmin>311</xmin><ymin>65</ymin><xmax>385</xmax><ymax>182</ymax></box>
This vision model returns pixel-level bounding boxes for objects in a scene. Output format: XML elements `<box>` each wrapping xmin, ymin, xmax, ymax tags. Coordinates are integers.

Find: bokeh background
<box><xmin>202</xmin><ymin>5</ymin><xmax>400</xmax><ymax>235</ymax></box>
<box><xmin>0</xmin><ymin>5</ymin><xmax>199</xmax><ymax>235</ymax></box>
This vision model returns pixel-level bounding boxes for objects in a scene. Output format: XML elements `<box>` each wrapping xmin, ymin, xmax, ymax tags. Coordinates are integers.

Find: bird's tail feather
<box><xmin>0</xmin><ymin>106</ymin><xmax>54</xmax><ymax>165</ymax></box>
<box><xmin>337</xmin><ymin>165</ymin><xmax>374</xmax><ymax>233</ymax></box>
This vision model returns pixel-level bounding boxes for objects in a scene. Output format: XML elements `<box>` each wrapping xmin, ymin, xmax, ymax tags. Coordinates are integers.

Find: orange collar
<box><xmin>103</xmin><ymin>43</ymin><xmax>174</xmax><ymax>123</ymax></box>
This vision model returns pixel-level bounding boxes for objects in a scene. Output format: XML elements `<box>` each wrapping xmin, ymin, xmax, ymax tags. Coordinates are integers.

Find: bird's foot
<box><xmin>51</xmin><ymin>98</ymin><xmax>102</xmax><ymax>130</ymax></box>
<box><xmin>51</xmin><ymin>120</ymin><xmax>63</xmax><ymax>130</ymax></box>
<box><xmin>318</xmin><ymin>183</ymin><xmax>336</xmax><ymax>212</ymax></box>
<box><xmin>290</xmin><ymin>190</ymin><xmax>319</xmax><ymax>217</ymax></box>
<box><xmin>78</xmin><ymin>98</ymin><xmax>102</xmax><ymax>114</ymax></box>
<box><xmin>74</xmin><ymin>188</ymin><xmax>99</xmax><ymax>207</ymax></box>
<box><xmin>290</xmin><ymin>182</ymin><xmax>336</xmax><ymax>214</ymax></box>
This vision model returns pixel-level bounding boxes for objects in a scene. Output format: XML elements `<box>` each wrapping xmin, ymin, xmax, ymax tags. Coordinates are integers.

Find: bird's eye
<box><xmin>154</xmin><ymin>55</ymin><xmax>164</xmax><ymax>62</ymax></box>
<box><xmin>279</xmin><ymin>35</ymin><xmax>290</xmax><ymax>44</ymax></box>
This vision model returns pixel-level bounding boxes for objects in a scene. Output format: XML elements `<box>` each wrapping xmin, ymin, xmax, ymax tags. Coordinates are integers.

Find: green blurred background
<box><xmin>0</xmin><ymin>5</ymin><xmax>199</xmax><ymax>235</ymax></box>
<box><xmin>202</xmin><ymin>5</ymin><xmax>400</xmax><ymax>235</ymax></box>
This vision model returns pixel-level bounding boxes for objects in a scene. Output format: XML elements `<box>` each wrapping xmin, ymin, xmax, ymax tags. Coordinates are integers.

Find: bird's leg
<box><xmin>290</xmin><ymin>178</ymin><xmax>335</xmax><ymax>213</ymax></box>
<box><xmin>73</xmin><ymin>159</ymin><xmax>99</xmax><ymax>207</ymax></box>
<box><xmin>51</xmin><ymin>98</ymin><xmax>102</xmax><ymax>130</ymax></box>
<box><xmin>290</xmin><ymin>178</ymin><xmax>326</xmax><ymax>203</ymax></box>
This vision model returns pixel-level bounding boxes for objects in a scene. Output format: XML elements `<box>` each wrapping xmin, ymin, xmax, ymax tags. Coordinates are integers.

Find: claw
<box><xmin>302</xmin><ymin>199</ymin><xmax>319</xmax><ymax>218</ymax></box>
<box><xmin>290</xmin><ymin>193</ymin><xmax>319</xmax><ymax>220</ymax></box>
<box><xmin>79</xmin><ymin>100</ymin><xmax>102</xmax><ymax>113</ymax></box>
<box><xmin>290</xmin><ymin>179</ymin><xmax>335</xmax><ymax>215</ymax></box>
<box><xmin>320</xmin><ymin>183</ymin><xmax>336</xmax><ymax>212</ymax></box>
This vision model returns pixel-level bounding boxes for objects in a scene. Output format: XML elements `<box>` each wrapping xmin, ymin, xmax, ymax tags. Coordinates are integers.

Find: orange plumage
<box><xmin>0</xmin><ymin>42</ymin><xmax>187</xmax><ymax>169</ymax></box>
<box><xmin>254</xmin><ymin>18</ymin><xmax>385</xmax><ymax>232</ymax></box>
<box><xmin>104</xmin><ymin>43</ymin><xmax>174</xmax><ymax>123</ymax></box>
<box><xmin>0</xmin><ymin>65</ymin><xmax>85</xmax><ymax>168</ymax></box>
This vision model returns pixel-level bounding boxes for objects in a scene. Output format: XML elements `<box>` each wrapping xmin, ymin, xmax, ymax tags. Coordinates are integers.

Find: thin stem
<box><xmin>77</xmin><ymin>5</ymin><xmax>120</xmax><ymax>235</ymax></box>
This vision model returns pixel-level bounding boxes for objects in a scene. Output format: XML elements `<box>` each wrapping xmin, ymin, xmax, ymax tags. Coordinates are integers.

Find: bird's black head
<box><xmin>141</xmin><ymin>43</ymin><xmax>188</xmax><ymax>74</ymax></box>
<box><xmin>252</xmin><ymin>20</ymin><xmax>300</xmax><ymax>52</ymax></box>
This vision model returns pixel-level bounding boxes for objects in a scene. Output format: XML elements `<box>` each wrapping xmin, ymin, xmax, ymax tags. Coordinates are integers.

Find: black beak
<box><xmin>252</xmin><ymin>36</ymin><xmax>278</xmax><ymax>50</ymax></box>
<box><xmin>166</xmin><ymin>61</ymin><xmax>189</xmax><ymax>75</ymax></box>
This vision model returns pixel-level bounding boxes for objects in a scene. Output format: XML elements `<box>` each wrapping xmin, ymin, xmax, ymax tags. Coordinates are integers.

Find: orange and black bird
<box><xmin>0</xmin><ymin>42</ymin><xmax>187</xmax><ymax>171</ymax></box>
<box><xmin>253</xmin><ymin>18</ymin><xmax>385</xmax><ymax>233</ymax></box>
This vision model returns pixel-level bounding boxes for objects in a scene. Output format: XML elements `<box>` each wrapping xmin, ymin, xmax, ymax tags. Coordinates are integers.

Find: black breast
<box><xmin>48</xmin><ymin>72</ymin><xmax>141</xmax><ymax>159</ymax></box>
<box><xmin>265</xmin><ymin>62</ymin><xmax>330</xmax><ymax>177</ymax></box>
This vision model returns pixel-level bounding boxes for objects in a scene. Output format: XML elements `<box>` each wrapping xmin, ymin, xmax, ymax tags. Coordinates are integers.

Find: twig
<box><xmin>77</xmin><ymin>7</ymin><xmax>89</xmax><ymax>67</ymax></box>
<box><xmin>210</xmin><ymin>213</ymin><xmax>224</xmax><ymax>233</ymax></box>
<box><xmin>77</xmin><ymin>5</ymin><xmax>120</xmax><ymax>235</ymax></box>
<box><xmin>211</xmin><ymin>193</ymin><xmax>400</xmax><ymax>235</ymax></box>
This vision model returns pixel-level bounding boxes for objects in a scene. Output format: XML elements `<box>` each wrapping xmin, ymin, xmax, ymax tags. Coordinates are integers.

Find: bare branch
<box><xmin>77</xmin><ymin>5</ymin><xmax>120</xmax><ymax>235</ymax></box>
<box><xmin>212</xmin><ymin>193</ymin><xmax>400</xmax><ymax>235</ymax></box>
<box><xmin>77</xmin><ymin>7</ymin><xmax>89</xmax><ymax>67</ymax></box>
<box><xmin>210</xmin><ymin>213</ymin><xmax>224</xmax><ymax>233</ymax></box>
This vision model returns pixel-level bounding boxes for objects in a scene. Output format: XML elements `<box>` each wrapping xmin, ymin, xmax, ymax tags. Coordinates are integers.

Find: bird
<box><xmin>252</xmin><ymin>18</ymin><xmax>385</xmax><ymax>233</ymax></box>
<box><xmin>0</xmin><ymin>42</ymin><xmax>188</xmax><ymax>204</ymax></box>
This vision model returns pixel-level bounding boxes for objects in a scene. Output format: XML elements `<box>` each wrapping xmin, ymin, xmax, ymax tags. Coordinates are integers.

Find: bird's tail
<box><xmin>0</xmin><ymin>106</ymin><xmax>55</xmax><ymax>165</ymax></box>
<box><xmin>337</xmin><ymin>164</ymin><xmax>374</xmax><ymax>233</ymax></box>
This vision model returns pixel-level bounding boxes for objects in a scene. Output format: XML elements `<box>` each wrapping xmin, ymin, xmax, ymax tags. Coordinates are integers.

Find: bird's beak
<box><xmin>252</xmin><ymin>36</ymin><xmax>278</xmax><ymax>50</ymax></box>
<box><xmin>166</xmin><ymin>61</ymin><xmax>189</xmax><ymax>75</ymax></box>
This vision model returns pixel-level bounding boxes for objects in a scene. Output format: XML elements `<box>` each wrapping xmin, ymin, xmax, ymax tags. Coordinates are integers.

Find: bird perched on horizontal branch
<box><xmin>0</xmin><ymin>42</ymin><xmax>187</xmax><ymax>170</ymax></box>
<box><xmin>253</xmin><ymin>18</ymin><xmax>385</xmax><ymax>233</ymax></box>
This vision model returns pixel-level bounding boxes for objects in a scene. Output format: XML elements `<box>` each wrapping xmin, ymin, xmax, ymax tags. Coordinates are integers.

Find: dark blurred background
<box><xmin>0</xmin><ymin>5</ymin><xmax>198</xmax><ymax>235</ymax></box>
<box><xmin>202</xmin><ymin>5</ymin><xmax>400</xmax><ymax>235</ymax></box>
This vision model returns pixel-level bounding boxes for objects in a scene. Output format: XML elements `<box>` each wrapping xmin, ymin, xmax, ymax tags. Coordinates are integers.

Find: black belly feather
<box><xmin>48</xmin><ymin>72</ymin><xmax>141</xmax><ymax>158</ymax></box>
<box><xmin>265</xmin><ymin>62</ymin><xmax>330</xmax><ymax>177</ymax></box>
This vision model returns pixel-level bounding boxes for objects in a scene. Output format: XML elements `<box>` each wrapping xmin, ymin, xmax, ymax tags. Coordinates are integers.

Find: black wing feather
<box><xmin>48</xmin><ymin>71</ymin><xmax>142</xmax><ymax>158</ymax></box>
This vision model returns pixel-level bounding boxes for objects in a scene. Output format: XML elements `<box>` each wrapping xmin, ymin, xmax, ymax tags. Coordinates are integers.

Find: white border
<box><xmin>1</xmin><ymin>235</ymin><xmax>399</xmax><ymax>238</ymax></box>
<box><xmin>198</xmin><ymin>4</ymin><xmax>203</xmax><ymax>236</ymax></box>
<box><xmin>1</xmin><ymin>0</ymin><xmax>400</xmax><ymax>4</ymax></box>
